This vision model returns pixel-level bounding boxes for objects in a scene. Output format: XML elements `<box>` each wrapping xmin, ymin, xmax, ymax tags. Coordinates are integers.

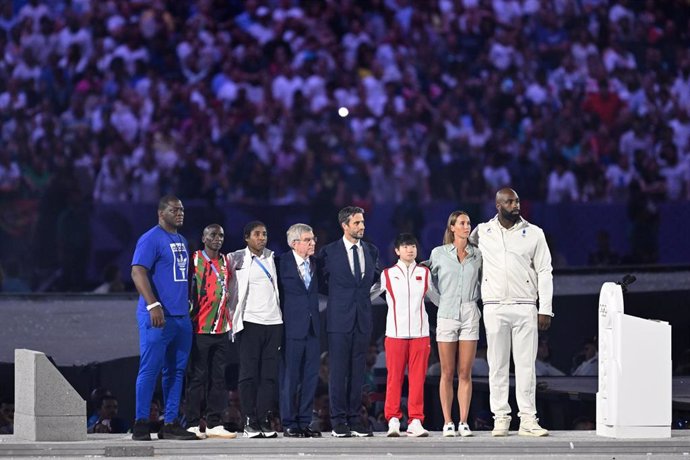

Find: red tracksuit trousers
<box><xmin>384</xmin><ymin>336</ymin><xmax>430</xmax><ymax>422</ymax></box>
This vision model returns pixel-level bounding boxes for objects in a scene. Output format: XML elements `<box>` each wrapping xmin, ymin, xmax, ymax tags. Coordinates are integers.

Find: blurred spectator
<box><xmin>88</xmin><ymin>394</ymin><xmax>128</xmax><ymax>434</ymax></box>
<box><xmin>0</xmin><ymin>398</ymin><xmax>13</xmax><ymax>434</ymax></box>
<box><xmin>582</xmin><ymin>79</ymin><xmax>625</xmax><ymax>128</ymax></box>
<box><xmin>628</xmin><ymin>158</ymin><xmax>665</xmax><ymax>263</ymax></box>
<box><xmin>92</xmin><ymin>263</ymin><xmax>125</xmax><ymax>294</ymax></box>
<box><xmin>546</xmin><ymin>234</ymin><xmax>569</xmax><ymax>269</ymax></box>
<box><xmin>571</xmin><ymin>416</ymin><xmax>595</xmax><ymax>430</ymax></box>
<box><xmin>149</xmin><ymin>398</ymin><xmax>164</xmax><ymax>434</ymax></box>
<box><xmin>546</xmin><ymin>160</ymin><xmax>579</xmax><ymax>203</ymax></box>
<box><xmin>0</xmin><ymin>259</ymin><xmax>30</xmax><ymax>292</ymax></box>
<box><xmin>605</xmin><ymin>154</ymin><xmax>637</xmax><ymax>202</ymax></box>
<box><xmin>87</xmin><ymin>387</ymin><xmax>112</xmax><ymax>428</ymax></box>
<box><xmin>571</xmin><ymin>338</ymin><xmax>598</xmax><ymax>376</ymax></box>
<box><xmin>588</xmin><ymin>230</ymin><xmax>621</xmax><ymax>267</ymax></box>
<box><xmin>535</xmin><ymin>337</ymin><xmax>565</xmax><ymax>377</ymax></box>
<box><xmin>482</xmin><ymin>155</ymin><xmax>511</xmax><ymax>198</ymax></box>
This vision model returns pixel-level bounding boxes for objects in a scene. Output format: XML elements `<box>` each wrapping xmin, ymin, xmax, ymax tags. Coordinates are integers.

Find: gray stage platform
<box><xmin>2</xmin><ymin>431</ymin><xmax>690</xmax><ymax>459</ymax></box>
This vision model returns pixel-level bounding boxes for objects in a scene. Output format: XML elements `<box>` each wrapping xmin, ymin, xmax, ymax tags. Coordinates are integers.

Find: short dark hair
<box><xmin>394</xmin><ymin>233</ymin><xmax>418</xmax><ymax>249</ymax></box>
<box><xmin>243</xmin><ymin>221</ymin><xmax>266</xmax><ymax>239</ymax></box>
<box><xmin>158</xmin><ymin>194</ymin><xmax>180</xmax><ymax>211</ymax></box>
<box><xmin>98</xmin><ymin>394</ymin><xmax>118</xmax><ymax>408</ymax></box>
<box><xmin>338</xmin><ymin>206</ymin><xmax>364</xmax><ymax>226</ymax></box>
<box><xmin>203</xmin><ymin>223</ymin><xmax>222</xmax><ymax>234</ymax></box>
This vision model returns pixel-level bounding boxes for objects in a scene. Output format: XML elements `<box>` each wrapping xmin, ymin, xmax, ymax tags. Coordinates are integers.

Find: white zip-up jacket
<box><xmin>227</xmin><ymin>247</ymin><xmax>281</xmax><ymax>338</ymax></box>
<box><xmin>469</xmin><ymin>215</ymin><xmax>554</xmax><ymax>316</ymax></box>
<box><xmin>380</xmin><ymin>261</ymin><xmax>430</xmax><ymax>338</ymax></box>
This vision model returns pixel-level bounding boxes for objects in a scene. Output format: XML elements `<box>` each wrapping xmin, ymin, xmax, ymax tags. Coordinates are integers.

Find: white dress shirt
<box><xmin>342</xmin><ymin>236</ymin><xmax>365</xmax><ymax>278</ymax></box>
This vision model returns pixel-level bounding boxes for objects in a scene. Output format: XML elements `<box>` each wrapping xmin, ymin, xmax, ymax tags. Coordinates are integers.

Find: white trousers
<box><xmin>483</xmin><ymin>304</ymin><xmax>538</xmax><ymax>420</ymax></box>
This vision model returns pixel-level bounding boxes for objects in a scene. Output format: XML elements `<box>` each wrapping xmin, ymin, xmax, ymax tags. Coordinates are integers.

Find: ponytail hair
<box><xmin>443</xmin><ymin>210</ymin><xmax>469</xmax><ymax>245</ymax></box>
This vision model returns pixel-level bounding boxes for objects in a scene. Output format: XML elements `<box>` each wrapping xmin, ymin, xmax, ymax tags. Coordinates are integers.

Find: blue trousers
<box><xmin>279</xmin><ymin>330</ymin><xmax>320</xmax><ymax>429</ymax></box>
<box><xmin>328</xmin><ymin>327</ymin><xmax>369</xmax><ymax>426</ymax></box>
<box><xmin>135</xmin><ymin>313</ymin><xmax>192</xmax><ymax>422</ymax></box>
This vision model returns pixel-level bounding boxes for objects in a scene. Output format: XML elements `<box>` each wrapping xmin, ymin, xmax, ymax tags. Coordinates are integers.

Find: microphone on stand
<box><xmin>617</xmin><ymin>274</ymin><xmax>637</xmax><ymax>293</ymax></box>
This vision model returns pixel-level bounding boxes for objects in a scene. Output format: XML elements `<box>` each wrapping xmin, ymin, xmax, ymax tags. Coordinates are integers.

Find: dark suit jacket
<box><xmin>277</xmin><ymin>251</ymin><xmax>320</xmax><ymax>340</ymax></box>
<box><xmin>316</xmin><ymin>239</ymin><xmax>381</xmax><ymax>334</ymax></box>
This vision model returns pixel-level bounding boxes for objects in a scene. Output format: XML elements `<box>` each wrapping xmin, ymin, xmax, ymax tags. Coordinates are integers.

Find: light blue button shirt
<box><xmin>427</xmin><ymin>243</ymin><xmax>482</xmax><ymax>320</ymax></box>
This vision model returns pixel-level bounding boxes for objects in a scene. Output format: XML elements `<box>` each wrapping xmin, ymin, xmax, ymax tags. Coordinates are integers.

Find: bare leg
<box><xmin>438</xmin><ymin>341</ymin><xmax>458</xmax><ymax>424</ymax></box>
<box><xmin>457</xmin><ymin>340</ymin><xmax>477</xmax><ymax>423</ymax></box>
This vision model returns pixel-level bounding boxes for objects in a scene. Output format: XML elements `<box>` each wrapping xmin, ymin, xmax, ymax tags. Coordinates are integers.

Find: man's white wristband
<box><xmin>146</xmin><ymin>302</ymin><xmax>161</xmax><ymax>311</ymax></box>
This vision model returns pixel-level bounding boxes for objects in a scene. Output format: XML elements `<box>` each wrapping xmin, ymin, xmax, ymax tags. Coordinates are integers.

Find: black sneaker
<box><xmin>260</xmin><ymin>415</ymin><xmax>277</xmax><ymax>438</ymax></box>
<box><xmin>243</xmin><ymin>416</ymin><xmax>263</xmax><ymax>438</ymax></box>
<box><xmin>158</xmin><ymin>422</ymin><xmax>199</xmax><ymax>440</ymax></box>
<box><xmin>350</xmin><ymin>423</ymin><xmax>373</xmax><ymax>437</ymax></box>
<box><xmin>132</xmin><ymin>419</ymin><xmax>151</xmax><ymax>441</ymax></box>
<box><xmin>331</xmin><ymin>423</ymin><xmax>351</xmax><ymax>438</ymax></box>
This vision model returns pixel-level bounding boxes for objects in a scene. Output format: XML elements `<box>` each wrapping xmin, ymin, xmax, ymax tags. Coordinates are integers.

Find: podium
<box><xmin>596</xmin><ymin>282</ymin><xmax>671</xmax><ymax>438</ymax></box>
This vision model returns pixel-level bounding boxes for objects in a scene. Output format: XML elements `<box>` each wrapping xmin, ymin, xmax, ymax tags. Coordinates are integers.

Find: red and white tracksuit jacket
<box><xmin>380</xmin><ymin>261</ymin><xmax>430</xmax><ymax>339</ymax></box>
<box><xmin>380</xmin><ymin>260</ymin><xmax>431</xmax><ymax>422</ymax></box>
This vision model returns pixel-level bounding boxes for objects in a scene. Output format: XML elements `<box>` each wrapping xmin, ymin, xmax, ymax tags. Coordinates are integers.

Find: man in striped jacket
<box><xmin>379</xmin><ymin>233</ymin><xmax>431</xmax><ymax>437</ymax></box>
<box><xmin>185</xmin><ymin>224</ymin><xmax>236</xmax><ymax>439</ymax></box>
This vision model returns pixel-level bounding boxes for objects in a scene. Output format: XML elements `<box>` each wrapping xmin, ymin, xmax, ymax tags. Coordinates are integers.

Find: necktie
<box><xmin>351</xmin><ymin>245</ymin><xmax>362</xmax><ymax>279</ymax></box>
<box><xmin>301</xmin><ymin>260</ymin><xmax>311</xmax><ymax>289</ymax></box>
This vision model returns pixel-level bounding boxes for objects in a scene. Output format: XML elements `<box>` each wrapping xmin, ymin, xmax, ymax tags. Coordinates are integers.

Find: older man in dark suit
<box><xmin>277</xmin><ymin>223</ymin><xmax>322</xmax><ymax>438</ymax></box>
<box><xmin>317</xmin><ymin>206</ymin><xmax>381</xmax><ymax>437</ymax></box>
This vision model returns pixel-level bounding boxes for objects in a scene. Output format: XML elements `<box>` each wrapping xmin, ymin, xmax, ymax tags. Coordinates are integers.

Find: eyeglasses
<box><xmin>294</xmin><ymin>237</ymin><xmax>317</xmax><ymax>244</ymax></box>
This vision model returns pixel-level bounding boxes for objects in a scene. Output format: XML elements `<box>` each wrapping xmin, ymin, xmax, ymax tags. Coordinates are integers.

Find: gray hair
<box><xmin>286</xmin><ymin>223</ymin><xmax>313</xmax><ymax>247</ymax></box>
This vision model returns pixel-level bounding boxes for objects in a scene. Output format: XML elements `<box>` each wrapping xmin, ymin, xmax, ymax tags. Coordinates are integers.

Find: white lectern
<box><xmin>596</xmin><ymin>282</ymin><xmax>671</xmax><ymax>438</ymax></box>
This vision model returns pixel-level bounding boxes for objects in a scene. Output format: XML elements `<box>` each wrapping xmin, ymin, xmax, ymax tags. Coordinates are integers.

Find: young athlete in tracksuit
<box><xmin>378</xmin><ymin>233</ymin><xmax>431</xmax><ymax>437</ymax></box>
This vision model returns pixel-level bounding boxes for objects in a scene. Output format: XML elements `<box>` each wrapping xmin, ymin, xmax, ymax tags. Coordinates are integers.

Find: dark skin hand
<box><xmin>538</xmin><ymin>314</ymin><xmax>552</xmax><ymax>331</ymax></box>
<box><xmin>93</xmin><ymin>422</ymin><xmax>112</xmax><ymax>433</ymax></box>
<box><xmin>131</xmin><ymin>265</ymin><xmax>165</xmax><ymax>328</ymax></box>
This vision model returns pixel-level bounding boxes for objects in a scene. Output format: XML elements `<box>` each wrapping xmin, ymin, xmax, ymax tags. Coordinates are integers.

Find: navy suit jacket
<box><xmin>277</xmin><ymin>251</ymin><xmax>320</xmax><ymax>340</ymax></box>
<box><xmin>316</xmin><ymin>239</ymin><xmax>381</xmax><ymax>334</ymax></box>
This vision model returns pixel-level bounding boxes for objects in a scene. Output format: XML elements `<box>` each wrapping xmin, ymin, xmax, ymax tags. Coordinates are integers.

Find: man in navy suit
<box><xmin>316</xmin><ymin>206</ymin><xmax>381</xmax><ymax>437</ymax></box>
<box><xmin>277</xmin><ymin>223</ymin><xmax>322</xmax><ymax>438</ymax></box>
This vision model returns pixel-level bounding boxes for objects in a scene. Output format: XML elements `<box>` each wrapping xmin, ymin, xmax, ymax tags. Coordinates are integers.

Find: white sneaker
<box><xmin>206</xmin><ymin>425</ymin><xmax>237</xmax><ymax>439</ymax></box>
<box><xmin>386</xmin><ymin>417</ymin><xmax>401</xmax><ymax>437</ymax></box>
<box><xmin>405</xmin><ymin>419</ymin><xmax>429</xmax><ymax>437</ymax></box>
<box><xmin>519</xmin><ymin>418</ymin><xmax>549</xmax><ymax>437</ymax></box>
<box><xmin>442</xmin><ymin>421</ymin><xmax>456</xmax><ymax>437</ymax></box>
<box><xmin>457</xmin><ymin>422</ymin><xmax>473</xmax><ymax>437</ymax></box>
<box><xmin>186</xmin><ymin>426</ymin><xmax>207</xmax><ymax>439</ymax></box>
<box><xmin>492</xmin><ymin>416</ymin><xmax>511</xmax><ymax>437</ymax></box>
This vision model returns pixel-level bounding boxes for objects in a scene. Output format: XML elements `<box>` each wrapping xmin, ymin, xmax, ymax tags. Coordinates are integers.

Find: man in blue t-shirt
<box><xmin>130</xmin><ymin>195</ymin><xmax>197</xmax><ymax>441</ymax></box>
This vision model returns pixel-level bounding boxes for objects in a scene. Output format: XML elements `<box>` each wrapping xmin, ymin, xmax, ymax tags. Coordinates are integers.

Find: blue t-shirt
<box><xmin>132</xmin><ymin>225</ymin><xmax>190</xmax><ymax>316</ymax></box>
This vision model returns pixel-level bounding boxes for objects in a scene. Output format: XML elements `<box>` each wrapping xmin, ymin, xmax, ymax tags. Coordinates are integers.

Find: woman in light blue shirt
<box><xmin>427</xmin><ymin>211</ymin><xmax>482</xmax><ymax>437</ymax></box>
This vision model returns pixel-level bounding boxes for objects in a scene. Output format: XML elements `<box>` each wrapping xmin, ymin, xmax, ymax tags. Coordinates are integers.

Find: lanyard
<box><xmin>201</xmin><ymin>250</ymin><xmax>226</xmax><ymax>295</ymax></box>
<box><xmin>252</xmin><ymin>255</ymin><xmax>273</xmax><ymax>283</ymax></box>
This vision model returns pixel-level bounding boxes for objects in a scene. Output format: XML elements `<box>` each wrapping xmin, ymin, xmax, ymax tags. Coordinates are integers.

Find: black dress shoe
<box><xmin>302</xmin><ymin>426</ymin><xmax>322</xmax><ymax>438</ymax></box>
<box><xmin>283</xmin><ymin>427</ymin><xmax>305</xmax><ymax>438</ymax></box>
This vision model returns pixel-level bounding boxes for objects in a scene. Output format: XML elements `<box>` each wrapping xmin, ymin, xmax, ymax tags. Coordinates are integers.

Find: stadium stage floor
<box><xmin>1</xmin><ymin>431</ymin><xmax>690</xmax><ymax>459</ymax></box>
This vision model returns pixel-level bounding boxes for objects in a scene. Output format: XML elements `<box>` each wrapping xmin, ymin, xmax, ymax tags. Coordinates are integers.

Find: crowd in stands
<box><xmin>0</xmin><ymin>0</ymin><xmax>689</xmax><ymax>208</ymax></box>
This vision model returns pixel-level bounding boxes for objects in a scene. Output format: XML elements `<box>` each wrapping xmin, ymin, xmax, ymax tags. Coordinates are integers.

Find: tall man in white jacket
<box><xmin>469</xmin><ymin>188</ymin><xmax>553</xmax><ymax>437</ymax></box>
